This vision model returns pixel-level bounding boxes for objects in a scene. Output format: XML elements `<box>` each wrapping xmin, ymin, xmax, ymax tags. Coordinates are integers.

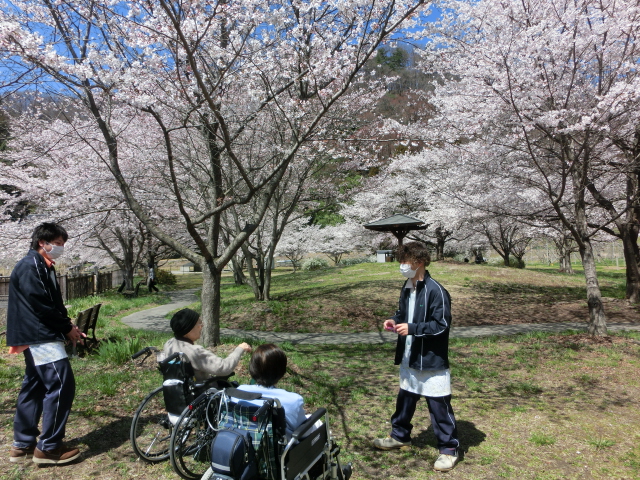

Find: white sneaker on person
<box><xmin>372</xmin><ymin>436</ymin><xmax>411</xmax><ymax>450</ymax></box>
<box><xmin>433</xmin><ymin>453</ymin><xmax>458</xmax><ymax>471</ymax></box>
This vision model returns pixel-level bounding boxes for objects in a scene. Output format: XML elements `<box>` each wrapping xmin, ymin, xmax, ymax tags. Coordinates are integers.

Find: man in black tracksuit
<box><xmin>7</xmin><ymin>223</ymin><xmax>84</xmax><ymax>465</ymax></box>
<box><xmin>373</xmin><ymin>242</ymin><xmax>460</xmax><ymax>472</ymax></box>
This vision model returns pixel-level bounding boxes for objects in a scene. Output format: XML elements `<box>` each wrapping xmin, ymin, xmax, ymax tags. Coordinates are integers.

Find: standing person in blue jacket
<box><xmin>373</xmin><ymin>242</ymin><xmax>460</xmax><ymax>472</ymax></box>
<box><xmin>7</xmin><ymin>223</ymin><xmax>85</xmax><ymax>465</ymax></box>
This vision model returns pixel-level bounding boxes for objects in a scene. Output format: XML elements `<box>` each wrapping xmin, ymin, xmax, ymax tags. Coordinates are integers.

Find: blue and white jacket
<box><xmin>392</xmin><ymin>271</ymin><xmax>452</xmax><ymax>371</ymax></box>
<box><xmin>7</xmin><ymin>249</ymin><xmax>72</xmax><ymax>347</ymax></box>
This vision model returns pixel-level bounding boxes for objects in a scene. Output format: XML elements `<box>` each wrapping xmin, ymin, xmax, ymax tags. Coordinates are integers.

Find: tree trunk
<box><xmin>578</xmin><ymin>241</ymin><xmax>607</xmax><ymax>335</ymax></box>
<box><xmin>242</xmin><ymin>245</ymin><xmax>264</xmax><ymax>300</ymax></box>
<box><xmin>436</xmin><ymin>238</ymin><xmax>445</xmax><ymax>261</ymax></box>
<box><xmin>263</xmin><ymin>250</ymin><xmax>274</xmax><ymax>301</ymax></box>
<box><xmin>621</xmin><ymin>227</ymin><xmax>640</xmax><ymax>303</ymax></box>
<box><xmin>230</xmin><ymin>255</ymin><xmax>247</xmax><ymax>286</ymax></box>
<box><xmin>121</xmin><ymin>246</ymin><xmax>135</xmax><ymax>290</ymax></box>
<box><xmin>201</xmin><ymin>262</ymin><xmax>222</xmax><ymax>346</ymax></box>
<box><xmin>434</xmin><ymin>227</ymin><xmax>446</xmax><ymax>261</ymax></box>
<box><xmin>122</xmin><ymin>266</ymin><xmax>135</xmax><ymax>290</ymax></box>
<box><xmin>559</xmin><ymin>251</ymin><xmax>574</xmax><ymax>274</ymax></box>
<box><xmin>503</xmin><ymin>252</ymin><xmax>510</xmax><ymax>267</ymax></box>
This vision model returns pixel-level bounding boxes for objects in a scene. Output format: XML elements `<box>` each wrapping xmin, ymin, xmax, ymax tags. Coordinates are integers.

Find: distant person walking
<box><xmin>7</xmin><ymin>223</ymin><xmax>85</xmax><ymax>465</ymax></box>
<box><xmin>373</xmin><ymin>242</ymin><xmax>460</xmax><ymax>472</ymax></box>
<box><xmin>147</xmin><ymin>260</ymin><xmax>159</xmax><ymax>293</ymax></box>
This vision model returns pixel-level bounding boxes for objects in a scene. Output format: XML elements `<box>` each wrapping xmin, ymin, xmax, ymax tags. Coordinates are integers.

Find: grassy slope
<box><xmin>216</xmin><ymin>262</ymin><xmax>634</xmax><ymax>332</ymax></box>
<box><xmin>1</xmin><ymin>263</ymin><xmax>639</xmax><ymax>479</ymax></box>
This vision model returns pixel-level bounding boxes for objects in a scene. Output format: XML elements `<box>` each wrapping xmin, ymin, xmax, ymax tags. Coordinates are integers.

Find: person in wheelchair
<box><xmin>205</xmin><ymin>344</ymin><xmax>352</xmax><ymax>480</ymax></box>
<box><xmin>235</xmin><ymin>343</ymin><xmax>307</xmax><ymax>438</ymax></box>
<box><xmin>164</xmin><ymin>308</ymin><xmax>252</xmax><ymax>382</ymax></box>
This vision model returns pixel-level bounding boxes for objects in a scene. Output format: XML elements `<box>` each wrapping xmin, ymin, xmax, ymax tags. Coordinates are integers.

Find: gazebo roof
<box><xmin>363</xmin><ymin>214</ymin><xmax>427</xmax><ymax>231</ymax></box>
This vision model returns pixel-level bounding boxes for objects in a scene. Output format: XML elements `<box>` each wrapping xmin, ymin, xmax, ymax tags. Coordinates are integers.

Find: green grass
<box><xmin>588</xmin><ymin>437</ymin><xmax>616</xmax><ymax>450</ymax></box>
<box><xmin>529</xmin><ymin>432</ymin><xmax>556</xmax><ymax>446</ymax></box>
<box><xmin>200</xmin><ymin>260</ymin><xmax>634</xmax><ymax>335</ymax></box>
<box><xmin>1</xmin><ymin>264</ymin><xmax>639</xmax><ymax>479</ymax></box>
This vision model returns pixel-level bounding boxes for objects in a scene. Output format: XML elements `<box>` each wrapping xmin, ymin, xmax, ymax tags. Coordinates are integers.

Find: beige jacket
<box><xmin>163</xmin><ymin>337</ymin><xmax>244</xmax><ymax>381</ymax></box>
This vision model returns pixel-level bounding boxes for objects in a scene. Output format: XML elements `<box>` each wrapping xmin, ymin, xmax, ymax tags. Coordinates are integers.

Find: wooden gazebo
<box><xmin>363</xmin><ymin>214</ymin><xmax>428</xmax><ymax>246</ymax></box>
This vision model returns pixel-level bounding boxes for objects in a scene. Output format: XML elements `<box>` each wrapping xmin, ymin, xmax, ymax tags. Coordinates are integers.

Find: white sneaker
<box><xmin>433</xmin><ymin>453</ymin><xmax>458</xmax><ymax>472</ymax></box>
<box><xmin>372</xmin><ymin>436</ymin><xmax>411</xmax><ymax>450</ymax></box>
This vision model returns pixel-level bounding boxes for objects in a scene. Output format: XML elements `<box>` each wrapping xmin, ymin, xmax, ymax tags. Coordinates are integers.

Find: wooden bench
<box><xmin>72</xmin><ymin>303</ymin><xmax>102</xmax><ymax>356</ymax></box>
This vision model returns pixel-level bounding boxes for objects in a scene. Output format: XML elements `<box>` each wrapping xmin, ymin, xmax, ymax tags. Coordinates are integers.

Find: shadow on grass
<box><xmin>413</xmin><ymin>419</ymin><xmax>486</xmax><ymax>455</ymax></box>
<box><xmin>69</xmin><ymin>415</ymin><xmax>132</xmax><ymax>460</ymax></box>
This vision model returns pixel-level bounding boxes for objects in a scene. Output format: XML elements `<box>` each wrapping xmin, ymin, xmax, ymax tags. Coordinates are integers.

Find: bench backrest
<box><xmin>75</xmin><ymin>308</ymin><xmax>93</xmax><ymax>333</ymax></box>
<box><xmin>87</xmin><ymin>303</ymin><xmax>101</xmax><ymax>336</ymax></box>
<box><xmin>75</xmin><ymin>303</ymin><xmax>101</xmax><ymax>340</ymax></box>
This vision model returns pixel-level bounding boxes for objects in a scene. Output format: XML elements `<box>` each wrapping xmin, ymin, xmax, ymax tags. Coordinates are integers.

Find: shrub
<box><xmin>97</xmin><ymin>337</ymin><xmax>143</xmax><ymax>365</ymax></box>
<box><xmin>511</xmin><ymin>257</ymin><xmax>526</xmax><ymax>269</ymax></box>
<box><xmin>301</xmin><ymin>257</ymin><xmax>329</xmax><ymax>271</ymax></box>
<box><xmin>156</xmin><ymin>269</ymin><xmax>177</xmax><ymax>285</ymax></box>
<box><xmin>339</xmin><ymin>256</ymin><xmax>374</xmax><ymax>266</ymax></box>
<box><xmin>487</xmin><ymin>257</ymin><xmax>526</xmax><ymax>268</ymax></box>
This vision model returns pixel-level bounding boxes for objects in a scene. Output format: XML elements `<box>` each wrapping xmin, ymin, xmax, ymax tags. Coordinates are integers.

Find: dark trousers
<box><xmin>148</xmin><ymin>279</ymin><xmax>159</xmax><ymax>293</ymax></box>
<box><xmin>13</xmin><ymin>349</ymin><xmax>75</xmax><ymax>451</ymax></box>
<box><xmin>390</xmin><ymin>388</ymin><xmax>459</xmax><ymax>455</ymax></box>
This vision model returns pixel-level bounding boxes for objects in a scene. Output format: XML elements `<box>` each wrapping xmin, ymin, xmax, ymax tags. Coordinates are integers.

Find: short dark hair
<box><xmin>249</xmin><ymin>344</ymin><xmax>287</xmax><ymax>387</ymax></box>
<box><xmin>395</xmin><ymin>241</ymin><xmax>431</xmax><ymax>266</ymax></box>
<box><xmin>30</xmin><ymin>223</ymin><xmax>68</xmax><ymax>250</ymax></box>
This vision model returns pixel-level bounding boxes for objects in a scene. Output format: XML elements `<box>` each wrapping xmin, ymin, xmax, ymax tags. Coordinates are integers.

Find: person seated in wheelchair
<box><xmin>235</xmin><ymin>343</ymin><xmax>308</xmax><ymax>438</ymax></box>
<box><xmin>207</xmin><ymin>344</ymin><xmax>352</xmax><ymax>480</ymax></box>
<box><xmin>164</xmin><ymin>308</ymin><xmax>252</xmax><ymax>382</ymax></box>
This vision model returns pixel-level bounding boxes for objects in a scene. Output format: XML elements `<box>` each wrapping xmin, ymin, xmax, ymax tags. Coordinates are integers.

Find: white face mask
<box><xmin>399</xmin><ymin>263</ymin><xmax>417</xmax><ymax>279</ymax></box>
<box><xmin>45</xmin><ymin>242</ymin><xmax>65</xmax><ymax>260</ymax></box>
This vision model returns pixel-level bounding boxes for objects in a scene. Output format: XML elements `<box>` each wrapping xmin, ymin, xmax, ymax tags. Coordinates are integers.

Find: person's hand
<box><xmin>383</xmin><ymin>319</ymin><xmax>396</xmax><ymax>332</ymax></box>
<box><xmin>65</xmin><ymin>325</ymin><xmax>86</xmax><ymax>347</ymax></box>
<box><xmin>394</xmin><ymin>323</ymin><xmax>409</xmax><ymax>336</ymax></box>
<box><xmin>239</xmin><ymin>342</ymin><xmax>252</xmax><ymax>353</ymax></box>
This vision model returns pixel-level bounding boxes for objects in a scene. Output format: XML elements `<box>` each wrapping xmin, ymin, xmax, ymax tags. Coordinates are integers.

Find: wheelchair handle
<box><xmin>252</xmin><ymin>398</ymin><xmax>275</xmax><ymax>420</ymax></box>
<box><xmin>158</xmin><ymin>351</ymin><xmax>182</xmax><ymax>366</ymax></box>
<box><xmin>225</xmin><ymin>388</ymin><xmax>262</xmax><ymax>401</ymax></box>
<box><xmin>131</xmin><ymin>346</ymin><xmax>159</xmax><ymax>360</ymax></box>
<box><xmin>292</xmin><ymin>407</ymin><xmax>327</xmax><ymax>441</ymax></box>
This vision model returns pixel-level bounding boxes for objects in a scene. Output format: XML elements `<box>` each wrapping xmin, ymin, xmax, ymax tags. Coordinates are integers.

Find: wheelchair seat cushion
<box><xmin>210</xmin><ymin>428</ymin><xmax>259</xmax><ymax>480</ymax></box>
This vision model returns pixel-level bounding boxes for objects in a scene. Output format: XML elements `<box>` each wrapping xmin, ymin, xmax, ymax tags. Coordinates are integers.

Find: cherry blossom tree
<box><xmin>222</xmin><ymin>148</ymin><xmax>347</xmax><ymax>300</ymax></box>
<box><xmin>340</xmin><ymin>147</ymin><xmax>474</xmax><ymax>258</ymax></box>
<box><xmin>0</xmin><ymin>106</ymin><xmax>180</xmax><ymax>287</ymax></box>
<box><xmin>0</xmin><ymin>0</ymin><xmax>431</xmax><ymax>344</ymax></box>
<box><xmin>477</xmin><ymin>218</ymin><xmax>533</xmax><ymax>268</ymax></box>
<box><xmin>276</xmin><ymin>218</ymin><xmax>321</xmax><ymax>272</ymax></box>
<box><xmin>312</xmin><ymin>222</ymin><xmax>364</xmax><ymax>265</ymax></box>
<box><xmin>423</xmin><ymin>0</ymin><xmax>640</xmax><ymax>334</ymax></box>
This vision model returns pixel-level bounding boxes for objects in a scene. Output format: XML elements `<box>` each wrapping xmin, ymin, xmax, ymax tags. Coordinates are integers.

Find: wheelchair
<box><xmin>200</xmin><ymin>387</ymin><xmax>352</xmax><ymax>480</ymax></box>
<box><xmin>129</xmin><ymin>346</ymin><xmax>234</xmax><ymax>479</ymax></box>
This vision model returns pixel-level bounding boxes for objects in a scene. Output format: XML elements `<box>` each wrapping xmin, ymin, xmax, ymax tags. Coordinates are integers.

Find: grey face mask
<box><xmin>45</xmin><ymin>242</ymin><xmax>65</xmax><ymax>260</ymax></box>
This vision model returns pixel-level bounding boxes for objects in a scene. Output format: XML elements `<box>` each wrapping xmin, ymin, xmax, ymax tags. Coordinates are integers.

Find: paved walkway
<box><xmin>122</xmin><ymin>289</ymin><xmax>200</xmax><ymax>332</ymax></box>
<box><xmin>121</xmin><ymin>289</ymin><xmax>640</xmax><ymax>345</ymax></box>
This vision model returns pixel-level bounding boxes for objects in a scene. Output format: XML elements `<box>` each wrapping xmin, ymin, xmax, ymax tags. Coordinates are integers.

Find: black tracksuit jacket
<box><xmin>7</xmin><ymin>249</ymin><xmax>72</xmax><ymax>347</ymax></box>
<box><xmin>391</xmin><ymin>271</ymin><xmax>452</xmax><ymax>371</ymax></box>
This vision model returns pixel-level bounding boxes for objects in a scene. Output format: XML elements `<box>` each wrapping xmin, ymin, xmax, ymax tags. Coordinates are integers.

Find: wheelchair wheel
<box><xmin>170</xmin><ymin>393</ymin><xmax>218</xmax><ymax>480</ymax></box>
<box><xmin>130</xmin><ymin>386</ymin><xmax>172</xmax><ymax>463</ymax></box>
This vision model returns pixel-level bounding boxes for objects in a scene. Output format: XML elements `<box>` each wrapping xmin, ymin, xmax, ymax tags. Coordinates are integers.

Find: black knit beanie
<box><xmin>170</xmin><ymin>308</ymin><xmax>200</xmax><ymax>337</ymax></box>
